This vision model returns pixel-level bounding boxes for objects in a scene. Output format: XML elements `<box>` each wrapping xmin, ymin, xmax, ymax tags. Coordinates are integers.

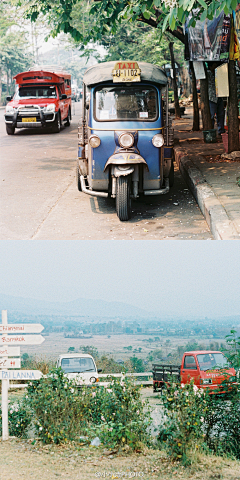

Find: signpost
<box><xmin>0</xmin><ymin>358</ymin><xmax>21</xmax><ymax>369</ymax></box>
<box><xmin>0</xmin><ymin>310</ymin><xmax>45</xmax><ymax>441</ymax></box>
<box><xmin>0</xmin><ymin>334</ymin><xmax>45</xmax><ymax>345</ymax></box>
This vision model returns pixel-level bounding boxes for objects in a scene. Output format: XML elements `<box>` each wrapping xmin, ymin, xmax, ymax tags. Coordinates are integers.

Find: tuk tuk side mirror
<box><xmin>6</xmin><ymin>96</ymin><xmax>12</xmax><ymax>101</ymax></box>
<box><xmin>61</xmin><ymin>94</ymin><xmax>67</xmax><ymax>100</ymax></box>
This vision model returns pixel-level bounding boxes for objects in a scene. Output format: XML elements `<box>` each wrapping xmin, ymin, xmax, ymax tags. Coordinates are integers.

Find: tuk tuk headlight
<box><xmin>152</xmin><ymin>133</ymin><xmax>164</xmax><ymax>147</ymax></box>
<box><xmin>119</xmin><ymin>132</ymin><xmax>134</xmax><ymax>148</ymax></box>
<box><xmin>89</xmin><ymin>135</ymin><xmax>101</xmax><ymax>148</ymax></box>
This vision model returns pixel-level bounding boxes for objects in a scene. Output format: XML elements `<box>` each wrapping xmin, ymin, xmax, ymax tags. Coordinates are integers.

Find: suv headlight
<box><xmin>44</xmin><ymin>104</ymin><xmax>56</xmax><ymax>113</ymax></box>
<box><xmin>90</xmin><ymin>377</ymin><xmax>97</xmax><ymax>383</ymax></box>
<box><xmin>152</xmin><ymin>133</ymin><xmax>164</xmax><ymax>147</ymax></box>
<box><xmin>5</xmin><ymin>105</ymin><xmax>15</xmax><ymax>114</ymax></box>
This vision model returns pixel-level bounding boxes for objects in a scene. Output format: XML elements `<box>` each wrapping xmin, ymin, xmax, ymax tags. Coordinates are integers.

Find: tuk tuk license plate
<box><xmin>22</xmin><ymin>117</ymin><xmax>37</xmax><ymax>122</ymax></box>
<box><xmin>112</xmin><ymin>69</ymin><xmax>141</xmax><ymax>83</ymax></box>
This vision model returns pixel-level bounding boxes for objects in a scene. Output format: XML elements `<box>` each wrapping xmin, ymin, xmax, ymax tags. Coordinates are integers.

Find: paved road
<box><xmin>0</xmin><ymin>104</ymin><xmax>213</xmax><ymax>239</ymax></box>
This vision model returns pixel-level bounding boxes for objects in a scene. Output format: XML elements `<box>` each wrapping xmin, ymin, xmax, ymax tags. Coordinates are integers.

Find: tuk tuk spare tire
<box><xmin>116</xmin><ymin>176</ymin><xmax>131</xmax><ymax>221</ymax></box>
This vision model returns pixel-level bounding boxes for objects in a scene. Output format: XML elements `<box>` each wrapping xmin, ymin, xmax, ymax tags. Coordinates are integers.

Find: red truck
<box><xmin>153</xmin><ymin>350</ymin><xmax>237</xmax><ymax>394</ymax></box>
<box><xmin>4</xmin><ymin>69</ymin><xmax>71</xmax><ymax>135</ymax></box>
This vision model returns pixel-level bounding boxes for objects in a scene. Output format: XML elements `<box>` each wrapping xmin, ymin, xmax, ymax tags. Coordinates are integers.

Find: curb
<box><xmin>174</xmin><ymin>146</ymin><xmax>240</xmax><ymax>240</ymax></box>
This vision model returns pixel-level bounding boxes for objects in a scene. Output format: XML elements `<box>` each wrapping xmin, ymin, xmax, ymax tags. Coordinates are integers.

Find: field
<box><xmin>19</xmin><ymin>332</ymin><xmax>226</xmax><ymax>364</ymax></box>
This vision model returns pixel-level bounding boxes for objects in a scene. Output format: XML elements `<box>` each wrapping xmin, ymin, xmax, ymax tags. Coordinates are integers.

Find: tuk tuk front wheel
<box><xmin>76</xmin><ymin>164</ymin><xmax>81</xmax><ymax>191</ymax></box>
<box><xmin>116</xmin><ymin>176</ymin><xmax>131</xmax><ymax>221</ymax></box>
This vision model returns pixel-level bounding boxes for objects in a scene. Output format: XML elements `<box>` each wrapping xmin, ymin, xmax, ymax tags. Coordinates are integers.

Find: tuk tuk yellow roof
<box><xmin>83</xmin><ymin>61</ymin><xmax>167</xmax><ymax>86</ymax></box>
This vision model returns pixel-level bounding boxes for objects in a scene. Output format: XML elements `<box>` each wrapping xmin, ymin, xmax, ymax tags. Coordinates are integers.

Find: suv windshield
<box><xmin>15</xmin><ymin>86</ymin><xmax>57</xmax><ymax>99</ymax></box>
<box><xmin>197</xmin><ymin>353</ymin><xmax>229</xmax><ymax>371</ymax></box>
<box><xmin>61</xmin><ymin>357</ymin><xmax>96</xmax><ymax>374</ymax></box>
<box><xmin>95</xmin><ymin>86</ymin><xmax>158</xmax><ymax>121</ymax></box>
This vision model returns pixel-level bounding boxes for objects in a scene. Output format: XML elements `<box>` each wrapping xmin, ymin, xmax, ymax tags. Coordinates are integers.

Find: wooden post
<box><xmin>1</xmin><ymin>310</ymin><xmax>9</xmax><ymax>441</ymax></box>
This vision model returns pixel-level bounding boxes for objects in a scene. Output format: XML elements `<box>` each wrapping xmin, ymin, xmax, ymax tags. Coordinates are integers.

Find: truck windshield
<box><xmin>197</xmin><ymin>353</ymin><xmax>229</xmax><ymax>371</ymax></box>
<box><xmin>61</xmin><ymin>357</ymin><xmax>96</xmax><ymax>374</ymax></box>
<box><xmin>94</xmin><ymin>85</ymin><xmax>158</xmax><ymax>121</ymax></box>
<box><xmin>15</xmin><ymin>86</ymin><xmax>57</xmax><ymax>99</ymax></box>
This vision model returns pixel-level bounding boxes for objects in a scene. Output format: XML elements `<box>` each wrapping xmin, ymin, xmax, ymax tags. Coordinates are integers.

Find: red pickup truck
<box><xmin>4</xmin><ymin>69</ymin><xmax>71</xmax><ymax>135</ymax></box>
<box><xmin>153</xmin><ymin>350</ymin><xmax>237</xmax><ymax>394</ymax></box>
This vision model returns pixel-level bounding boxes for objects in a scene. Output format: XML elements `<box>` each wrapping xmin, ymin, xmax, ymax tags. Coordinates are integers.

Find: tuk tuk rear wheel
<box><xmin>116</xmin><ymin>176</ymin><xmax>131</xmax><ymax>221</ymax></box>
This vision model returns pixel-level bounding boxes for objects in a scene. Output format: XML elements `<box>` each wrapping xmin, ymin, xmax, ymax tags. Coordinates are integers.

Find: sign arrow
<box><xmin>0</xmin><ymin>346</ymin><xmax>20</xmax><ymax>357</ymax></box>
<box><xmin>0</xmin><ymin>358</ymin><xmax>21</xmax><ymax>369</ymax></box>
<box><xmin>0</xmin><ymin>335</ymin><xmax>45</xmax><ymax>345</ymax></box>
<box><xmin>0</xmin><ymin>324</ymin><xmax>44</xmax><ymax>334</ymax></box>
<box><xmin>0</xmin><ymin>370</ymin><xmax>43</xmax><ymax>380</ymax></box>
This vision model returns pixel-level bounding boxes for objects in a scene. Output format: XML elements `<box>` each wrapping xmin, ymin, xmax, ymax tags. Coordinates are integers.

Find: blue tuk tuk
<box><xmin>77</xmin><ymin>61</ymin><xmax>174</xmax><ymax>221</ymax></box>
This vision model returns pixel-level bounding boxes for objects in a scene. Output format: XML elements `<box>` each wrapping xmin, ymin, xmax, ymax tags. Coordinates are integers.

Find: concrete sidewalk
<box><xmin>173</xmin><ymin>109</ymin><xmax>240</xmax><ymax>239</ymax></box>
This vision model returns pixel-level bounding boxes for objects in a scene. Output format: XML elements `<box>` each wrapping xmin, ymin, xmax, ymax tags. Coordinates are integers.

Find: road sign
<box><xmin>0</xmin><ymin>335</ymin><xmax>45</xmax><ymax>345</ymax></box>
<box><xmin>0</xmin><ymin>346</ymin><xmax>20</xmax><ymax>357</ymax></box>
<box><xmin>0</xmin><ymin>324</ymin><xmax>44</xmax><ymax>334</ymax></box>
<box><xmin>0</xmin><ymin>358</ymin><xmax>21</xmax><ymax>369</ymax></box>
<box><xmin>0</xmin><ymin>370</ymin><xmax>43</xmax><ymax>380</ymax></box>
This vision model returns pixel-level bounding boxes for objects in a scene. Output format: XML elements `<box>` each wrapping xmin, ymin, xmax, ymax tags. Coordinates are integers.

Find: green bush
<box><xmin>88</xmin><ymin>378</ymin><xmax>151</xmax><ymax>449</ymax></box>
<box><xmin>158</xmin><ymin>381</ymin><xmax>207</xmax><ymax>465</ymax></box>
<box><xmin>0</xmin><ymin>400</ymin><xmax>31</xmax><ymax>437</ymax></box>
<box><xmin>26</xmin><ymin>368</ymin><xmax>88</xmax><ymax>444</ymax></box>
<box><xmin>25</xmin><ymin>368</ymin><xmax>150</xmax><ymax>449</ymax></box>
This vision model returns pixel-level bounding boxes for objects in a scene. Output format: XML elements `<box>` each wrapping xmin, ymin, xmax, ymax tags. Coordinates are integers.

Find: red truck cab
<box><xmin>181</xmin><ymin>350</ymin><xmax>237</xmax><ymax>393</ymax></box>
<box><xmin>153</xmin><ymin>350</ymin><xmax>237</xmax><ymax>394</ymax></box>
<box><xmin>4</xmin><ymin>70</ymin><xmax>71</xmax><ymax>135</ymax></box>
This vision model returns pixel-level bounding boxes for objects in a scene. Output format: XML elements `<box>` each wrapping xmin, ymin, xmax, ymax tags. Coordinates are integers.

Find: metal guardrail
<box><xmin>8</xmin><ymin>372</ymin><xmax>153</xmax><ymax>389</ymax></box>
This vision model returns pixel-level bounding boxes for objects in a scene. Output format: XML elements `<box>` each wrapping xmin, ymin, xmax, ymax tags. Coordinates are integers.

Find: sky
<box><xmin>0</xmin><ymin>241</ymin><xmax>240</xmax><ymax>318</ymax></box>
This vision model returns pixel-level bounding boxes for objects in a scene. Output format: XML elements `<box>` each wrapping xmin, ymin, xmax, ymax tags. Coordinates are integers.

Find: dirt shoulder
<box><xmin>0</xmin><ymin>439</ymin><xmax>239</xmax><ymax>480</ymax></box>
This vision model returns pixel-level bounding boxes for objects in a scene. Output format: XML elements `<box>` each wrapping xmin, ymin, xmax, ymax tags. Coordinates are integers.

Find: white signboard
<box><xmin>0</xmin><ymin>370</ymin><xmax>43</xmax><ymax>380</ymax></box>
<box><xmin>0</xmin><ymin>324</ymin><xmax>44</xmax><ymax>334</ymax></box>
<box><xmin>0</xmin><ymin>358</ymin><xmax>21</xmax><ymax>369</ymax></box>
<box><xmin>0</xmin><ymin>335</ymin><xmax>45</xmax><ymax>345</ymax></box>
<box><xmin>0</xmin><ymin>346</ymin><xmax>20</xmax><ymax>357</ymax></box>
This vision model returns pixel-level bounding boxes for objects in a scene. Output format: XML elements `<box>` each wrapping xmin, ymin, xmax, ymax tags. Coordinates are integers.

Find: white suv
<box><xmin>57</xmin><ymin>353</ymin><xmax>101</xmax><ymax>386</ymax></box>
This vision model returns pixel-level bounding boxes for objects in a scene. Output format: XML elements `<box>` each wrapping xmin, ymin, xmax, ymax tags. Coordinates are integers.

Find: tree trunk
<box><xmin>0</xmin><ymin>67</ymin><xmax>2</xmax><ymax>106</ymax></box>
<box><xmin>228</xmin><ymin>59</ymin><xmax>239</xmax><ymax>153</ymax></box>
<box><xmin>200</xmin><ymin>68</ymin><xmax>212</xmax><ymax>130</ymax></box>
<box><xmin>189</xmin><ymin>61</ymin><xmax>199</xmax><ymax>131</ymax></box>
<box><xmin>169</xmin><ymin>42</ymin><xmax>181</xmax><ymax>118</ymax></box>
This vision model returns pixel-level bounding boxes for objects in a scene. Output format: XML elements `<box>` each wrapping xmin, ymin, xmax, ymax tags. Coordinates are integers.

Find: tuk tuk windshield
<box><xmin>197</xmin><ymin>353</ymin><xmax>229</xmax><ymax>371</ymax></box>
<box><xmin>95</xmin><ymin>86</ymin><xmax>158</xmax><ymax>121</ymax></box>
<box><xmin>15</xmin><ymin>85</ymin><xmax>57</xmax><ymax>100</ymax></box>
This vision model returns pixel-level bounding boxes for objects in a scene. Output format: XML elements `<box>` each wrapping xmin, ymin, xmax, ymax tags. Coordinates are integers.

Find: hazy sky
<box><xmin>0</xmin><ymin>241</ymin><xmax>239</xmax><ymax>317</ymax></box>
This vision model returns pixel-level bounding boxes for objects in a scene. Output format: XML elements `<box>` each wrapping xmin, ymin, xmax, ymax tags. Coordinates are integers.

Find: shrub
<box><xmin>0</xmin><ymin>400</ymin><xmax>31</xmax><ymax>437</ymax></box>
<box><xmin>158</xmin><ymin>381</ymin><xmax>207</xmax><ymax>465</ymax></box>
<box><xmin>88</xmin><ymin>377</ymin><xmax>151</xmax><ymax>450</ymax></box>
<box><xmin>26</xmin><ymin>368</ymin><xmax>88</xmax><ymax>444</ymax></box>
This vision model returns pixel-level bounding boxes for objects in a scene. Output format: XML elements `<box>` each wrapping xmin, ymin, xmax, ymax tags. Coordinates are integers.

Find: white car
<box><xmin>57</xmin><ymin>353</ymin><xmax>101</xmax><ymax>386</ymax></box>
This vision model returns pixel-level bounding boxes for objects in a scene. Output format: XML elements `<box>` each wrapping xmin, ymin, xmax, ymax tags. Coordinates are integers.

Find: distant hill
<box><xmin>0</xmin><ymin>293</ymin><xmax>153</xmax><ymax>319</ymax></box>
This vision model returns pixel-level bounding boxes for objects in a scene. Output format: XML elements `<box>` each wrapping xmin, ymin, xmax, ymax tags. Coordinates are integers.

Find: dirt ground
<box><xmin>0</xmin><ymin>439</ymin><xmax>239</xmax><ymax>480</ymax></box>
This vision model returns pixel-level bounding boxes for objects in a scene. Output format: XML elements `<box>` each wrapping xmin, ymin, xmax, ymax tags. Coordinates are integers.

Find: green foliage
<box><xmin>79</xmin><ymin>345</ymin><xmax>99</xmax><ymax>357</ymax></box>
<box><xmin>18</xmin><ymin>0</ymin><xmax>238</xmax><ymax>48</ymax></box>
<box><xmin>26</xmin><ymin>368</ymin><xmax>88</xmax><ymax>444</ymax></box>
<box><xmin>87</xmin><ymin>378</ymin><xmax>151</xmax><ymax>449</ymax></box>
<box><xmin>158</xmin><ymin>381</ymin><xmax>207</xmax><ymax>465</ymax></box>
<box><xmin>203</xmin><ymin>388</ymin><xmax>240</xmax><ymax>459</ymax></box>
<box><xmin>0</xmin><ymin>399</ymin><xmax>31</xmax><ymax>437</ymax></box>
<box><xmin>129</xmin><ymin>355</ymin><xmax>145</xmax><ymax>372</ymax></box>
<box><xmin>96</xmin><ymin>355</ymin><xmax>124</xmax><ymax>373</ymax></box>
<box><xmin>68</xmin><ymin>347</ymin><xmax>75</xmax><ymax>352</ymax></box>
<box><xmin>224</xmin><ymin>329</ymin><xmax>240</xmax><ymax>370</ymax></box>
<box><xmin>25</xmin><ymin>368</ymin><xmax>150</xmax><ymax>449</ymax></box>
